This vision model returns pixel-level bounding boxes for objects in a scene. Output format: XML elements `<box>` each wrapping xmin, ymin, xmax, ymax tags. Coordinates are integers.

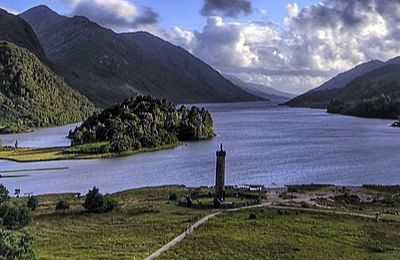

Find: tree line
<box><xmin>327</xmin><ymin>94</ymin><xmax>400</xmax><ymax>119</ymax></box>
<box><xmin>68</xmin><ymin>95</ymin><xmax>214</xmax><ymax>153</ymax></box>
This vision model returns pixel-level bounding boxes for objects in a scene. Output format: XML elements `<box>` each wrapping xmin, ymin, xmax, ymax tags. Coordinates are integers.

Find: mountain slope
<box><xmin>223</xmin><ymin>74</ymin><xmax>294</xmax><ymax>101</ymax></box>
<box><xmin>323</xmin><ymin>63</ymin><xmax>400</xmax><ymax>119</ymax></box>
<box><xmin>285</xmin><ymin>60</ymin><xmax>385</xmax><ymax>107</ymax></box>
<box><xmin>0</xmin><ymin>41</ymin><xmax>96</xmax><ymax>133</ymax></box>
<box><xmin>17</xmin><ymin>5</ymin><xmax>65</xmax><ymax>39</ymax></box>
<box><xmin>311</xmin><ymin>60</ymin><xmax>385</xmax><ymax>92</ymax></box>
<box><xmin>21</xmin><ymin>6</ymin><xmax>262</xmax><ymax>108</ymax></box>
<box><xmin>386</xmin><ymin>56</ymin><xmax>400</xmax><ymax>65</ymax></box>
<box><xmin>121</xmin><ymin>31</ymin><xmax>261</xmax><ymax>103</ymax></box>
<box><xmin>0</xmin><ymin>9</ymin><xmax>46</xmax><ymax>60</ymax></box>
<box><xmin>331</xmin><ymin>63</ymin><xmax>400</xmax><ymax>102</ymax></box>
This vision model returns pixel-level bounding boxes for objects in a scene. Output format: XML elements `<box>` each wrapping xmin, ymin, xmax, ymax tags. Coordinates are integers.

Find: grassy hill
<box><xmin>0</xmin><ymin>41</ymin><xmax>96</xmax><ymax>133</ymax></box>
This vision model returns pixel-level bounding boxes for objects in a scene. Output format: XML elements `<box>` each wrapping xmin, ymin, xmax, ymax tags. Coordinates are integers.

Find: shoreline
<box><xmin>0</xmin><ymin>142</ymin><xmax>180</xmax><ymax>163</ymax></box>
<box><xmin>8</xmin><ymin>183</ymin><xmax>400</xmax><ymax>197</ymax></box>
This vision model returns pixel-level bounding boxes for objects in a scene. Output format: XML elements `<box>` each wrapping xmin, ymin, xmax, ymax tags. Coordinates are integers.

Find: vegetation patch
<box><xmin>0</xmin><ymin>142</ymin><xmax>179</xmax><ymax>162</ymax></box>
<box><xmin>161</xmin><ymin>208</ymin><xmax>400</xmax><ymax>259</ymax></box>
<box><xmin>362</xmin><ymin>185</ymin><xmax>400</xmax><ymax>194</ymax></box>
<box><xmin>0</xmin><ymin>41</ymin><xmax>97</xmax><ymax>133</ymax></box>
<box><xmin>328</xmin><ymin>95</ymin><xmax>400</xmax><ymax>119</ymax></box>
<box><xmin>21</xmin><ymin>186</ymin><xmax>208</xmax><ymax>259</ymax></box>
<box><xmin>287</xmin><ymin>184</ymin><xmax>333</xmax><ymax>193</ymax></box>
<box><xmin>68</xmin><ymin>95</ymin><xmax>214</xmax><ymax>154</ymax></box>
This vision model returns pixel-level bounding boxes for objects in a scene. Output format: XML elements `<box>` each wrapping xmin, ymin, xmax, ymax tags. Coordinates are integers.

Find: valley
<box><xmin>0</xmin><ymin>2</ymin><xmax>399</xmax><ymax>259</ymax></box>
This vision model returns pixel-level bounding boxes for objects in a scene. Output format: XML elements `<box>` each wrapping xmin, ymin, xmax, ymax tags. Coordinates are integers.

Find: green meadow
<box><xmin>4</xmin><ymin>185</ymin><xmax>400</xmax><ymax>259</ymax></box>
<box><xmin>161</xmin><ymin>208</ymin><xmax>400</xmax><ymax>259</ymax></box>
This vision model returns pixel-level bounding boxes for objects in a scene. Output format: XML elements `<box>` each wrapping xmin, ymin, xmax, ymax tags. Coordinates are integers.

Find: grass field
<box><xmin>19</xmin><ymin>186</ymin><xmax>209</xmax><ymax>259</ymax></box>
<box><xmin>194</xmin><ymin>197</ymin><xmax>248</xmax><ymax>204</ymax></box>
<box><xmin>161</xmin><ymin>208</ymin><xmax>400</xmax><ymax>259</ymax></box>
<box><xmin>0</xmin><ymin>142</ymin><xmax>179</xmax><ymax>162</ymax></box>
<box><xmin>287</xmin><ymin>184</ymin><xmax>334</xmax><ymax>193</ymax></box>
<box><xmin>5</xmin><ymin>185</ymin><xmax>400</xmax><ymax>259</ymax></box>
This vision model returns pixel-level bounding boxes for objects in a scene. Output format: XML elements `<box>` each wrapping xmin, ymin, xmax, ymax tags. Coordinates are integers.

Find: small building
<box><xmin>249</xmin><ymin>185</ymin><xmax>264</xmax><ymax>192</ymax></box>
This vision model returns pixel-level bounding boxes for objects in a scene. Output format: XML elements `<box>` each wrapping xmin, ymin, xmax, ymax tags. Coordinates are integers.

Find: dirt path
<box><xmin>144</xmin><ymin>202</ymin><xmax>386</xmax><ymax>259</ymax></box>
<box><xmin>144</xmin><ymin>203</ymin><xmax>273</xmax><ymax>260</ymax></box>
<box><xmin>144</xmin><ymin>212</ymin><xmax>221</xmax><ymax>260</ymax></box>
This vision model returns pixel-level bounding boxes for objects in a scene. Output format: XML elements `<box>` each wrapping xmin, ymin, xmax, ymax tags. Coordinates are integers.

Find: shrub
<box><xmin>55</xmin><ymin>200</ymin><xmax>70</xmax><ymax>211</ymax></box>
<box><xmin>249</xmin><ymin>213</ymin><xmax>257</xmax><ymax>220</ymax></box>
<box><xmin>0</xmin><ymin>201</ymin><xmax>13</xmax><ymax>218</ymax></box>
<box><xmin>169</xmin><ymin>193</ymin><xmax>177</xmax><ymax>201</ymax></box>
<box><xmin>3</xmin><ymin>206</ymin><xmax>31</xmax><ymax>229</ymax></box>
<box><xmin>0</xmin><ymin>184</ymin><xmax>10</xmax><ymax>204</ymax></box>
<box><xmin>0</xmin><ymin>230</ymin><xmax>35</xmax><ymax>259</ymax></box>
<box><xmin>103</xmin><ymin>197</ymin><xmax>118</xmax><ymax>212</ymax></box>
<box><xmin>83</xmin><ymin>187</ymin><xmax>104</xmax><ymax>213</ymax></box>
<box><xmin>83</xmin><ymin>187</ymin><xmax>117</xmax><ymax>213</ymax></box>
<box><xmin>27</xmin><ymin>196</ymin><xmax>38</xmax><ymax>211</ymax></box>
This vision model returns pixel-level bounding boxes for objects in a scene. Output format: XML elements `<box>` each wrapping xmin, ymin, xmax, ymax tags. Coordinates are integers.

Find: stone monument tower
<box><xmin>215</xmin><ymin>143</ymin><xmax>226</xmax><ymax>201</ymax></box>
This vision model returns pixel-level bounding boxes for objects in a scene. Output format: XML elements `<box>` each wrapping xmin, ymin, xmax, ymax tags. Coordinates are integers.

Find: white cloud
<box><xmin>169</xmin><ymin>27</ymin><xmax>197</xmax><ymax>52</ymax></box>
<box><xmin>169</xmin><ymin>0</ymin><xmax>400</xmax><ymax>94</ymax></box>
<box><xmin>258</xmin><ymin>8</ymin><xmax>267</xmax><ymax>16</ymax></box>
<box><xmin>63</xmin><ymin>0</ymin><xmax>159</xmax><ymax>32</ymax></box>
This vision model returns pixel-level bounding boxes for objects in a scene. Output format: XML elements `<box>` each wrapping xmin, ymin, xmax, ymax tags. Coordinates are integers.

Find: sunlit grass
<box><xmin>161</xmin><ymin>208</ymin><xmax>400</xmax><ymax>259</ymax></box>
<box><xmin>0</xmin><ymin>142</ymin><xmax>179</xmax><ymax>162</ymax></box>
<box><xmin>21</xmin><ymin>186</ymin><xmax>209</xmax><ymax>259</ymax></box>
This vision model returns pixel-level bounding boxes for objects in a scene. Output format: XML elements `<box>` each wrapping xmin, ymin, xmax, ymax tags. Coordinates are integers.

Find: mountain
<box><xmin>121</xmin><ymin>32</ymin><xmax>262</xmax><ymax>103</ymax></box>
<box><xmin>0</xmin><ymin>41</ymin><xmax>96</xmax><ymax>133</ymax></box>
<box><xmin>21</xmin><ymin>6</ymin><xmax>262</xmax><ymax>108</ymax></box>
<box><xmin>285</xmin><ymin>60</ymin><xmax>385</xmax><ymax>107</ymax></box>
<box><xmin>311</xmin><ymin>60</ymin><xmax>385</xmax><ymax>92</ymax></box>
<box><xmin>329</xmin><ymin>63</ymin><xmax>400</xmax><ymax>102</ymax></box>
<box><xmin>327</xmin><ymin>63</ymin><xmax>400</xmax><ymax>119</ymax></box>
<box><xmin>386</xmin><ymin>56</ymin><xmax>400</xmax><ymax>65</ymax></box>
<box><xmin>0</xmin><ymin>9</ymin><xmax>46</xmax><ymax>60</ymax></box>
<box><xmin>223</xmin><ymin>74</ymin><xmax>294</xmax><ymax>101</ymax></box>
<box><xmin>17</xmin><ymin>5</ymin><xmax>64</xmax><ymax>39</ymax></box>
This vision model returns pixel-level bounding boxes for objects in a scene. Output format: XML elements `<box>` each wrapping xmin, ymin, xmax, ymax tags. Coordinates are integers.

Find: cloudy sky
<box><xmin>1</xmin><ymin>0</ymin><xmax>400</xmax><ymax>94</ymax></box>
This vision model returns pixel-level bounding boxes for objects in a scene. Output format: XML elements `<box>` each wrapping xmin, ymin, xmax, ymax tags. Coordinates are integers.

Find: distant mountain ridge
<box><xmin>284</xmin><ymin>53</ymin><xmax>400</xmax><ymax>119</ymax></box>
<box><xmin>310</xmin><ymin>60</ymin><xmax>385</xmax><ymax>93</ymax></box>
<box><xmin>223</xmin><ymin>75</ymin><xmax>294</xmax><ymax>101</ymax></box>
<box><xmin>0</xmin><ymin>9</ymin><xmax>46</xmax><ymax>60</ymax></box>
<box><xmin>21</xmin><ymin>6</ymin><xmax>262</xmax><ymax>108</ymax></box>
<box><xmin>285</xmin><ymin>59</ymin><xmax>393</xmax><ymax>108</ymax></box>
<box><xmin>327</xmin><ymin>63</ymin><xmax>400</xmax><ymax>119</ymax></box>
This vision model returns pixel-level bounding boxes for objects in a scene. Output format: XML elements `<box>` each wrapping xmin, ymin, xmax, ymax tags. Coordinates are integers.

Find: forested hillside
<box><xmin>0</xmin><ymin>41</ymin><xmax>96</xmax><ymax>133</ymax></box>
<box><xmin>327</xmin><ymin>64</ymin><xmax>400</xmax><ymax>119</ymax></box>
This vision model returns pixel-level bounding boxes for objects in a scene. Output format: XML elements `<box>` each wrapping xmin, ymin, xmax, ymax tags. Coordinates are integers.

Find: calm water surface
<box><xmin>0</xmin><ymin>102</ymin><xmax>399</xmax><ymax>195</ymax></box>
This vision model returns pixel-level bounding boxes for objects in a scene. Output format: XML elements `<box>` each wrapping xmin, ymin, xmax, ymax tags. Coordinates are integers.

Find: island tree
<box><xmin>68</xmin><ymin>95</ymin><xmax>214</xmax><ymax>153</ymax></box>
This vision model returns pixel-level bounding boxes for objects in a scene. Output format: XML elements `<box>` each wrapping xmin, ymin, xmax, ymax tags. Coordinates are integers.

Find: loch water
<box><xmin>1</xmin><ymin>102</ymin><xmax>399</xmax><ymax>195</ymax></box>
